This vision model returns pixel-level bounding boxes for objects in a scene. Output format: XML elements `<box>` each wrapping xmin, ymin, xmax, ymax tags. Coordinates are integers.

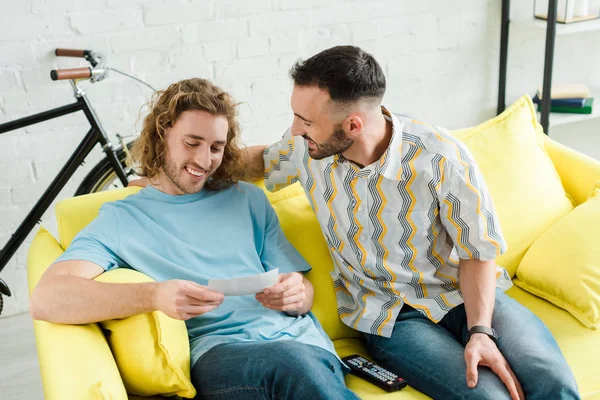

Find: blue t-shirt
<box><xmin>56</xmin><ymin>182</ymin><xmax>339</xmax><ymax>367</ymax></box>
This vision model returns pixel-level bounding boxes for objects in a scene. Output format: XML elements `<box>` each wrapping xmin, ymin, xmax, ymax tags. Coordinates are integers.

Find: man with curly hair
<box><xmin>30</xmin><ymin>78</ymin><xmax>358</xmax><ymax>400</ymax></box>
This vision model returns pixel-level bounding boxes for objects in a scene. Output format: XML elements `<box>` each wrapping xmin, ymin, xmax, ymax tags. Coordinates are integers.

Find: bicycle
<box><xmin>0</xmin><ymin>48</ymin><xmax>156</xmax><ymax>314</ymax></box>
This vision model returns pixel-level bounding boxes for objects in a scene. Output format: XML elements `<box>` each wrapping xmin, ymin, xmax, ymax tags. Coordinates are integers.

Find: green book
<box><xmin>537</xmin><ymin>97</ymin><xmax>594</xmax><ymax>114</ymax></box>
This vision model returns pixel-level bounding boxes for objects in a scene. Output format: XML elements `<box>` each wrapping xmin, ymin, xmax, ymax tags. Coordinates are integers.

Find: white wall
<box><xmin>0</xmin><ymin>0</ymin><xmax>596</xmax><ymax>317</ymax></box>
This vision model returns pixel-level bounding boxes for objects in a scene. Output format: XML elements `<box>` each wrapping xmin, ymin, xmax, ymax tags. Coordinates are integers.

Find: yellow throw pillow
<box><xmin>452</xmin><ymin>95</ymin><xmax>573</xmax><ymax>276</ymax></box>
<box><xmin>514</xmin><ymin>194</ymin><xmax>600</xmax><ymax>329</ymax></box>
<box><xmin>94</xmin><ymin>268</ymin><xmax>196</xmax><ymax>398</ymax></box>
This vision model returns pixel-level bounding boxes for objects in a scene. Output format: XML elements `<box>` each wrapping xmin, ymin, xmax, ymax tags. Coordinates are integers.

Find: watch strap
<box><xmin>467</xmin><ymin>325</ymin><xmax>498</xmax><ymax>344</ymax></box>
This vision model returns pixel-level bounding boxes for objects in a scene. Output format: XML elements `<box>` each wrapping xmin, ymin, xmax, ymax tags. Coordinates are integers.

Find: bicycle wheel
<box><xmin>75</xmin><ymin>142</ymin><xmax>139</xmax><ymax>195</ymax></box>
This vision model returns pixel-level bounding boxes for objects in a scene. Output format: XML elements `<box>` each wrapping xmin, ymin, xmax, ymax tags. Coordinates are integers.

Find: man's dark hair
<box><xmin>290</xmin><ymin>45</ymin><xmax>386</xmax><ymax>103</ymax></box>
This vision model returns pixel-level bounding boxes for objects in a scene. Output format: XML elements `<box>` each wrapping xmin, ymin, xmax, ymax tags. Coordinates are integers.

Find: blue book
<box><xmin>533</xmin><ymin>94</ymin><xmax>586</xmax><ymax>108</ymax></box>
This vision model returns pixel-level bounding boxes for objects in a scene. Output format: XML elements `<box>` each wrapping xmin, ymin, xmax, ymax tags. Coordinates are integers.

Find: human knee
<box><xmin>267</xmin><ymin>341</ymin><xmax>318</xmax><ymax>367</ymax></box>
<box><xmin>264</xmin><ymin>342</ymin><xmax>335</xmax><ymax>381</ymax></box>
<box><xmin>266</xmin><ymin>343</ymin><xmax>350</xmax><ymax>399</ymax></box>
<box><xmin>521</xmin><ymin>363</ymin><xmax>580</xmax><ymax>399</ymax></box>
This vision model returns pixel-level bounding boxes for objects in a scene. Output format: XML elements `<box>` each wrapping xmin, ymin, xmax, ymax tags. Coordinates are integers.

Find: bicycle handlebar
<box><xmin>50</xmin><ymin>47</ymin><xmax>152</xmax><ymax>89</ymax></box>
<box><xmin>55</xmin><ymin>48</ymin><xmax>91</xmax><ymax>58</ymax></box>
<box><xmin>50</xmin><ymin>67</ymin><xmax>92</xmax><ymax>81</ymax></box>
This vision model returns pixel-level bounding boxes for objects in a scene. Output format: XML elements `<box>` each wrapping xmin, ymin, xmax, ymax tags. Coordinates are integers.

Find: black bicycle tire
<box><xmin>75</xmin><ymin>143</ymin><xmax>134</xmax><ymax>196</ymax></box>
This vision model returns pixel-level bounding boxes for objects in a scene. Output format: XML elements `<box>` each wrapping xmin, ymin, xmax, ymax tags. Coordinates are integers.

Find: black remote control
<box><xmin>342</xmin><ymin>354</ymin><xmax>407</xmax><ymax>392</ymax></box>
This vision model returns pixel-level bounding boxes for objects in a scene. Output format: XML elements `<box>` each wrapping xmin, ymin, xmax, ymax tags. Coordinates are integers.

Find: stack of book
<box><xmin>533</xmin><ymin>83</ymin><xmax>594</xmax><ymax>114</ymax></box>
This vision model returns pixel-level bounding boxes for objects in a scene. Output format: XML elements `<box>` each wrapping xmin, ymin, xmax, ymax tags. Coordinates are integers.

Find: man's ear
<box><xmin>342</xmin><ymin>114</ymin><xmax>364</xmax><ymax>139</ymax></box>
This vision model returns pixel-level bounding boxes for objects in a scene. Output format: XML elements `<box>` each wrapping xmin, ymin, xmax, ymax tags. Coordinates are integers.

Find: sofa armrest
<box><xmin>543</xmin><ymin>135</ymin><xmax>600</xmax><ymax>205</ymax></box>
<box><xmin>27</xmin><ymin>228</ymin><xmax>128</xmax><ymax>399</ymax></box>
<box><xmin>33</xmin><ymin>320</ymin><xmax>128</xmax><ymax>399</ymax></box>
<box><xmin>27</xmin><ymin>227</ymin><xmax>63</xmax><ymax>294</ymax></box>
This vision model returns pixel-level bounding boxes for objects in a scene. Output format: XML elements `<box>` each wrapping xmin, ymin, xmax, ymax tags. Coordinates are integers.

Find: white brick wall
<box><xmin>1</xmin><ymin>0</ymin><xmax>592</xmax><ymax>318</ymax></box>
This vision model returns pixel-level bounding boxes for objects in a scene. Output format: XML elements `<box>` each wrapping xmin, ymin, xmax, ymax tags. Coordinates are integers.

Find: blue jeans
<box><xmin>363</xmin><ymin>289</ymin><xmax>580</xmax><ymax>400</ymax></box>
<box><xmin>191</xmin><ymin>340</ymin><xmax>359</xmax><ymax>400</ymax></box>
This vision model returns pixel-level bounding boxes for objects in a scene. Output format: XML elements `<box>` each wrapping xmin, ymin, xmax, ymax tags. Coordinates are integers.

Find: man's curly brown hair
<box><xmin>129</xmin><ymin>78</ymin><xmax>244</xmax><ymax>190</ymax></box>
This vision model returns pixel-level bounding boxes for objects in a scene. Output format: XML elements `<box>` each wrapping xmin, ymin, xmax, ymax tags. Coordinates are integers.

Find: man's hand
<box><xmin>241</xmin><ymin>145</ymin><xmax>267</xmax><ymax>182</ymax></box>
<box><xmin>255</xmin><ymin>272</ymin><xmax>306</xmax><ymax>313</ymax></box>
<box><xmin>153</xmin><ymin>279</ymin><xmax>224</xmax><ymax>320</ymax></box>
<box><xmin>128</xmin><ymin>177</ymin><xmax>149</xmax><ymax>188</ymax></box>
<box><xmin>465</xmin><ymin>334</ymin><xmax>525</xmax><ymax>400</ymax></box>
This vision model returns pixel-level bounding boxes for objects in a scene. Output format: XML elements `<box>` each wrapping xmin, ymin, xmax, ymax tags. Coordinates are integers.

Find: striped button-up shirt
<box><xmin>264</xmin><ymin>107</ymin><xmax>512</xmax><ymax>338</ymax></box>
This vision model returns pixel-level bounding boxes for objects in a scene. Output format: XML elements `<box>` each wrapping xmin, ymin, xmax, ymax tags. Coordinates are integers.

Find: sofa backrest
<box><xmin>541</xmin><ymin>134</ymin><xmax>600</xmax><ymax>206</ymax></box>
<box><xmin>56</xmin><ymin>187</ymin><xmax>141</xmax><ymax>249</ymax></box>
<box><xmin>450</xmin><ymin>95</ymin><xmax>573</xmax><ymax>277</ymax></box>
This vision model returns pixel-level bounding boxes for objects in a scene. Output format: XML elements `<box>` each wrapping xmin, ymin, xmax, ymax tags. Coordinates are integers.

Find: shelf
<box><xmin>535</xmin><ymin>86</ymin><xmax>600</xmax><ymax>128</ymax></box>
<box><xmin>511</xmin><ymin>17</ymin><xmax>600</xmax><ymax>35</ymax></box>
<box><xmin>543</xmin><ymin>107</ymin><xmax>600</xmax><ymax>127</ymax></box>
<box><xmin>500</xmin><ymin>1</ymin><xmax>600</xmax><ymax>135</ymax></box>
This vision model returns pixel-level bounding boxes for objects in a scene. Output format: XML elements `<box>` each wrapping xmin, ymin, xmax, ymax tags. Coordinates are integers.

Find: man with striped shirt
<box><xmin>248</xmin><ymin>46</ymin><xmax>579</xmax><ymax>400</ymax></box>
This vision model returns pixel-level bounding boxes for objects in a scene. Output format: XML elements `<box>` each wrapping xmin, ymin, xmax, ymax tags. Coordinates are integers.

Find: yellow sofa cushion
<box><xmin>514</xmin><ymin>193</ymin><xmax>600</xmax><ymax>329</ymax></box>
<box><xmin>95</xmin><ymin>268</ymin><xmax>196</xmax><ymax>398</ymax></box>
<box><xmin>507</xmin><ymin>286</ymin><xmax>600</xmax><ymax>397</ymax></box>
<box><xmin>452</xmin><ymin>95</ymin><xmax>573</xmax><ymax>276</ymax></box>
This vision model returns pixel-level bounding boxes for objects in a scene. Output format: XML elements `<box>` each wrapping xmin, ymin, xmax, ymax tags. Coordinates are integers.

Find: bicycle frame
<box><xmin>0</xmin><ymin>80</ymin><xmax>129</xmax><ymax>297</ymax></box>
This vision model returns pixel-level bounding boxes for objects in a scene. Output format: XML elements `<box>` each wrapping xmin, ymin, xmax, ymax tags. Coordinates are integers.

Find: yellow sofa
<box><xmin>28</xmin><ymin>97</ymin><xmax>600</xmax><ymax>399</ymax></box>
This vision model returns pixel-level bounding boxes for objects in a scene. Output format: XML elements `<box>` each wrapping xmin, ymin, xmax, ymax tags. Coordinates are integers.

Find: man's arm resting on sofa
<box><xmin>256</xmin><ymin>272</ymin><xmax>314</xmax><ymax>316</ymax></box>
<box><xmin>30</xmin><ymin>260</ymin><xmax>224</xmax><ymax>325</ymax></box>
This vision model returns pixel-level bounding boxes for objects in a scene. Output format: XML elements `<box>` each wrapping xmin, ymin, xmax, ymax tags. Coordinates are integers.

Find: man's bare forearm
<box><xmin>242</xmin><ymin>145</ymin><xmax>266</xmax><ymax>181</ymax></box>
<box><xmin>30</xmin><ymin>274</ymin><xmax>157</xmax><ymax>325</ymax></box>
<box><xmin>459</xmin><ymin>258</ymin><xmax>497</xmax><ymax>329</ymax></box>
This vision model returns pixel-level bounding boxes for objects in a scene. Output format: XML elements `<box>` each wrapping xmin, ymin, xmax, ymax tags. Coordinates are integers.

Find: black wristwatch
<box><xmin>466</xmin><ymin>326</ymin><xmax>498</xmax><ymax>344</ymax></box>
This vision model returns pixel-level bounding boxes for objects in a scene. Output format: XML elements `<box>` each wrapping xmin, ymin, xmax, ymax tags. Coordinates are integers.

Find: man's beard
<box><xmin>162</xmin><ymin>153</ymin><xmax>207</xmax><ymax>194</ymax></box>
<box><xmin>306</xmin><ymin>124</ymin><xmax>353</xmax><ymax>160</ymax></box>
